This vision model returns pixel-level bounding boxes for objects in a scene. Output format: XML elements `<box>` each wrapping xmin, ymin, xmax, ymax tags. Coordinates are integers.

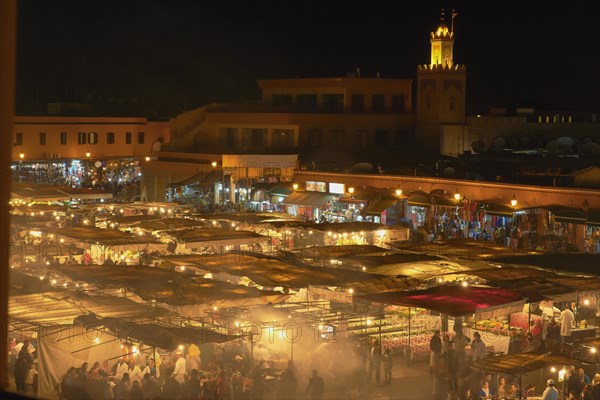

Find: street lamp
<box><xmin>292</xmin><ymin>183</ymin><xmax>299</xmax><ymax>191</ymax></box>
<box><xmin>18</xmin><ymin>153</ymin><xmax>25</xmax><ymax>182</ymax></box>
<box><xmin>454</xmin><ymin>190</ymin><xmax>461</xmax><ymax>201</ymax></box>
<box><xmin>511</xmin><ymin>195</ymin><xmax>518</xmax><ymax>208</ymax></box>
<box><xmin>395</xmin><ymin>188</ymin><xmax>403</xmax><ymax>196</ymax></box>
<box><xmin>211</xmin><ymin>161</ymin><xmax>217</xmax><ymax>168</ymax></box>
<box><xmin>348</xmin><ymin>187</ymin><xmax>355</xmax><ymax>195</ymax></box>
<box><xmin>85</xmin><ymin>151</ymin><xmax>91</xmax><ymax>158</ymax></box>
<box><xmin>145</xmin><ymin>156</ymin><xmax>151</xmax><ymax>162</ymax></box>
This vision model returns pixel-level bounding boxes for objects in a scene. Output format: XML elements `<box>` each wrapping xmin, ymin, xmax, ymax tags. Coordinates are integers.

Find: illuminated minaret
<box><xmin>416</xmin><ymin>8</ymin><xmax>466</xmax><ymax>151</ymax></box>
<box><xmin>429</xmin><ymin>9</ymin><xmax>454</xmax><ymax>67</ymax></box>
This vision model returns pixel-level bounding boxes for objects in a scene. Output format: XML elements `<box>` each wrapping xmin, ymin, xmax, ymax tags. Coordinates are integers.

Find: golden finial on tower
<box><xmin>451</xmin><ymin>8</ymin><xmax>458</xmax><ymax>33</ymax></box>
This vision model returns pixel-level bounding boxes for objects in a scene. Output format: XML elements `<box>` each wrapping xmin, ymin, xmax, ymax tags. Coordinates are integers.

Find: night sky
<box><xmin>16</xmin><ymin>0</ymin><xmax>600</xmax><ymax>117</ymax></box>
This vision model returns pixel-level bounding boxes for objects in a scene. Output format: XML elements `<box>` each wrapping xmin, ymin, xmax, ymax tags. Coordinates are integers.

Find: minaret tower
<box><xmin>416</xmin><ymin>8</ymin><xmax>466</xmax><ymax>151</ymax></box>
<box><xmin>430</xmin><ymin>9</ymin><xmax>454</xmax><ymax>67</ymax></box>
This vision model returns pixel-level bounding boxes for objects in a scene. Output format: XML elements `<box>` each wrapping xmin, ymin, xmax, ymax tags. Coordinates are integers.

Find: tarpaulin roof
<box><xmin>282</xmin><ymin>191</ymin><xmax>337</xmax><ymax>207</ymax></box>
<box><xmin>366</xmin><ymin>260</ymin><xmax>470</xmax><ymax>279</ymax></box>
<box><xmin>12</xmin><ymin>188</ymin><xmax>70</xmax><ymax>201</ymax></box>
<box><xmin>430</xmin><ymin>195</ymin><xmax>458</xmax><ymax>207</ymax></box>
<box><xmin>363</xmin><ymin>197</ymin><xmax>399</xmax><ymax>215</ymax></box>
<box><xmin>161</xmin><ymin>253</ymin><xmax>416</xmax><ymax>293</ymax></box>
<box><xmin>407</xmin><ymin>194</ymin><xmax>432</xmax><ymax>207</ymax></box>
<box><xmin>9</xmin><ymin>292</ymin><xmax>175</xmax><ymax>325</ymax></box>
<box><xmin>361</xmin><ymin>285</ymin><xmax>546</xmax><ymax>317</ymax></box>
<box><xmin>168</xmin><ymin>228</ymin><xmax>266</xmax><ymax>243</ymax></box>
<box><xmin>447</xmin><ymin>266</ymin><xmax>556</xmax><ymax>281</ymax></box>
<box><xmin>74</xmin><ymin>314</ymin><xmax>238</xmax><ymax>350</ymax></box>
<box><xmin>268</xmin><ymin>187</ymin><xmax>293</xmax><ymax>197</ymax></box>
<box><xmin>56</xmin><ymin>265</ymin><xmax>288</xmax><ymax>307</ymax></box>
<box><xmin>293</xmin><ymin>245</ymin><xmax>390</xmax><ymax>259</ymax></box>
<box><xmin>469</xmin><ymin>352</ymin><xmax>592</xmax><ymax>376</ymax></box>
<box><xmin>192</xmin><ymin>212</ymin><xmax>298</xmax><ymax>224</ymax></box>
<box><xmin>106</xmin><ymin>215</ymin><xmax>163</xmax><ymax>225</ymax></box>
<box><xmin>553</xmin><ymin>209</ymin><xmax>587</xmax><ymax>224</ymax></box>
<box><xmin>487</xmin><ymin>275</ymin><xmax>600</xmax><ymax>296</ymax></box>
<box><xmin>135</xmin><ymin>218</ymin><xmax>207</xmax><ymax>231</ymax></box>
<box><xmin>47</xmin><ymin>226</ymin><xmax>162</xmax><ymax>246</ymax></box>
<box><xmin>478</xmin><ymin>202</ymin><xmax>515</xmax><ymax>216</ymax></box>
<box><xmin>166</xmin><ymin>170</ymin><xmax>221</xmax><ymax>188</ymax></box>
<box><xmin>489</xmin><ymin>253</ymin><xmax>600</xmax><ymax>276</ymax></box>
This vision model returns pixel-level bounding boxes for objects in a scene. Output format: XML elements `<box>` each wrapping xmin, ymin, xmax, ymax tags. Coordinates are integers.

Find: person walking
<box><xmin>372</xmin><ymin>341</ymin><xmax>383</xmax><ymax>384</ymax></box>
<box><xmin>453</xmin><ymin>330</ymin><xmax>470</xmax><ymax>372</ymax></box>
<box><xmin>383</xmin><ymin>348</ymin><xmax>393</xmax><ymax>384</ymax></box>
<box><xmin>429</xmin><ymin>330</ymin><xmax>442</xmax><ymax>375</ymax></box>
<box><xmin>306</xmin><ymin>369</ymin><xmax>325</xmax><ymax>400</ymax></box>
<box><xmin>172</xmin><ymin>351</ymin><xmax>187</xmax><ymax>384</ymax></box>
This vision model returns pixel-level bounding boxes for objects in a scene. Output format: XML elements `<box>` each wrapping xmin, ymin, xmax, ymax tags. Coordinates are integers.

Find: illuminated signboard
<box><xmin>328</xmin><ymin>183</ymin><xmax>345</xmax><ymax>194</ymax></box>
<box><xmin>305</xmin><ymin>181</ymin><xmax>326</xmax><ymax>192</ymax></box>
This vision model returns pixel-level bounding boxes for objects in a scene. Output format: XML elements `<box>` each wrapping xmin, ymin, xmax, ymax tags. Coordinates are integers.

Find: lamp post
<box><xmin>18</xmin><ymin>153</ymin><xmax>24</xmax><ymax>182</ymax></box>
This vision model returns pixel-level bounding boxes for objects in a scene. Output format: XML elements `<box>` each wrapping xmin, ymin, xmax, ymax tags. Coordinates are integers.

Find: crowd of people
<box><xmin>422</xmin><ymin>324</ymin><xmax>600</xmax><ymax>400</ymax></box>
<box><xmin>54</xmin><ymin>347</ymin><xmax>329</xmax><ymax>400</ymax></box>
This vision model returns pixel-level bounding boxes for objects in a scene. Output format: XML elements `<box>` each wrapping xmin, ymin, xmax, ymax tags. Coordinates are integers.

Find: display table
<box><xmin>462</xmin><ymin>327</ymin><xmax>511</xmax><ymax>355</ymax></box>
<box><xmin>570</xmin><ymin>327</ymin><xmax>596</xmax><ymax>340</ymax></box>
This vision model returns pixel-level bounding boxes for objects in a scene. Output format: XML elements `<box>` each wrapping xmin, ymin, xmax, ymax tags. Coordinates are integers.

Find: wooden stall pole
<box><xmin>408</xmin><ymin>307</ymin><xmax>412</xmax><ymax>367</ymax></box>
<box><xmin>250</xmin><ymin>333</ymin><xmax>254</xmax><ymax>363</ymax></box>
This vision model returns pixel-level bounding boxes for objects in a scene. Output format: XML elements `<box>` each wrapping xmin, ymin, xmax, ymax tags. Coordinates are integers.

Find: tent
<box><xmin>361</xmin><ymin>285</ymin><xmax>546</xmax><ymax>317</ymax></box>
<box><xmin>469</xmin><ymin>352</ymin><xmax>592</xmax><ymax>376</ymax></box>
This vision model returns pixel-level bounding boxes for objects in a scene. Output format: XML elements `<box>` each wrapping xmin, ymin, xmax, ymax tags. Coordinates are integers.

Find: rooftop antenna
<box><xmin>451</xmin><ymin>8</ymin><xmax>458</xmax><ymax>32</ymax></box>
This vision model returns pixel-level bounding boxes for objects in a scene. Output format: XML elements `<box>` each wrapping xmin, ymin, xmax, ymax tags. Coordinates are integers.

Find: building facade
<box><xmin>12</xmin><ymin>115</ymin><xmax>170</xmax><ymax>161</ymax></box>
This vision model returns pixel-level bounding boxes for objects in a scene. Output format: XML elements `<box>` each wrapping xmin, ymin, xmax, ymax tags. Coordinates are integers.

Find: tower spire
<box><xmin>451</xmin><ymin>8</ymin><xmax>458</xmax><ymax>32</ymax></box>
